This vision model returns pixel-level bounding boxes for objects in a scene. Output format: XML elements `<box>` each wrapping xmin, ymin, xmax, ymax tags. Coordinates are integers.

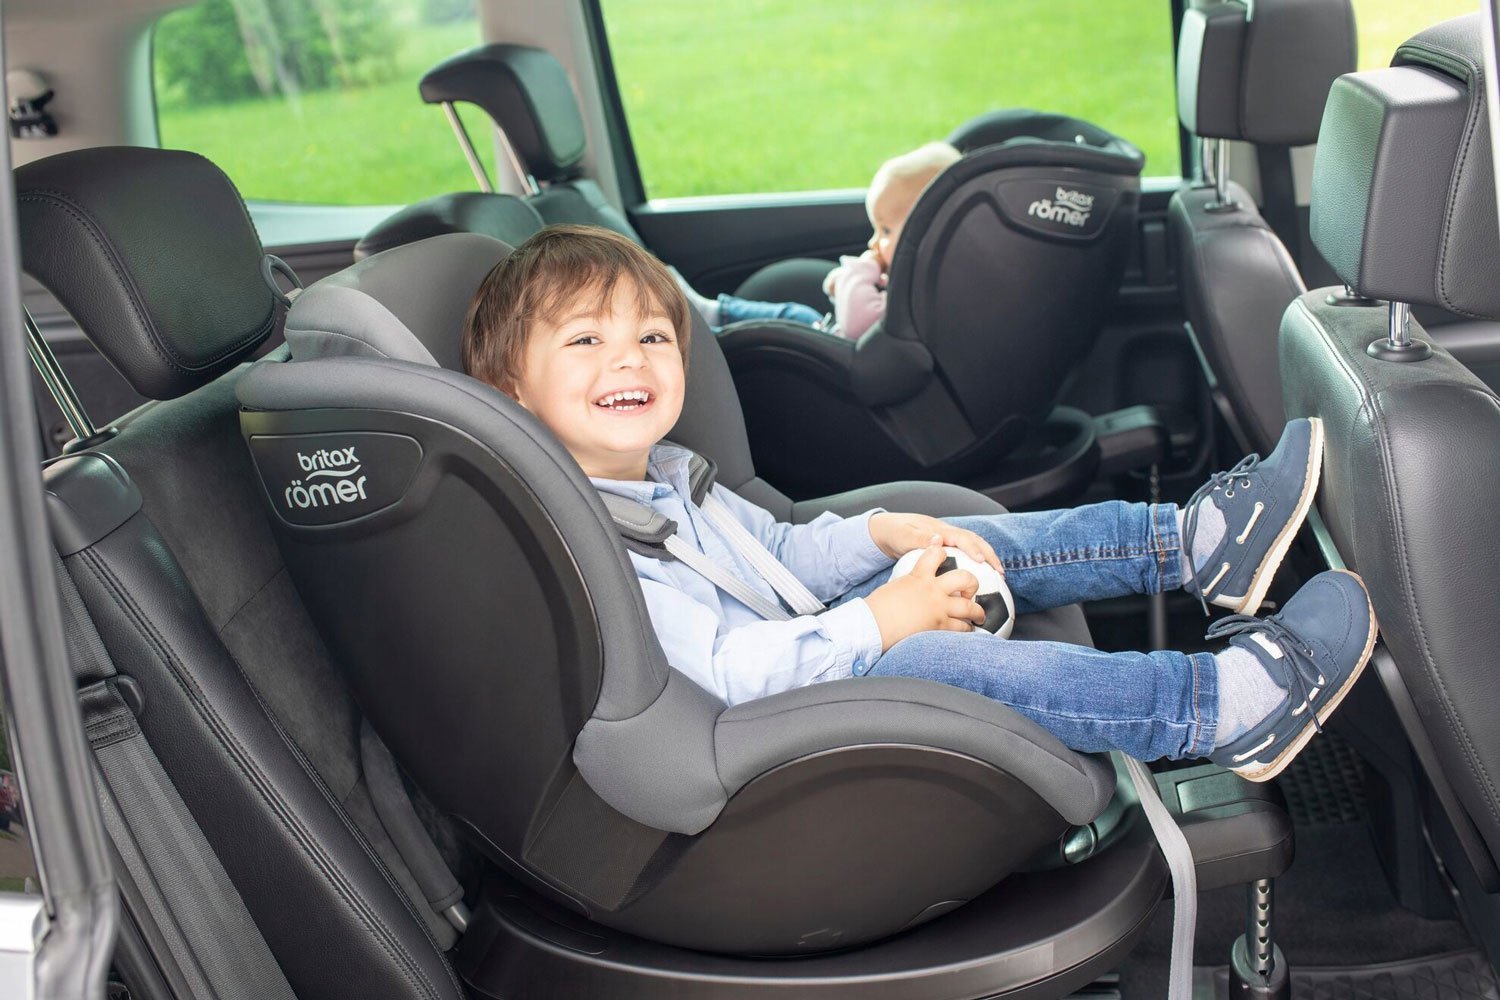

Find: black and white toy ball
<box><xmin>890</xmin><ymin>546</ymin><xmax>1015</xmax><ymax>638</ymax></box>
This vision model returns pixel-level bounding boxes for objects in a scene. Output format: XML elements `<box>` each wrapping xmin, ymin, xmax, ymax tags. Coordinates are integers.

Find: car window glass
<box><xmin>598</xmin><ymin>0</ymin><xmax>1180</xmax><ymax>197</ymax></box>
<box><xmin>153</xmin><ymin>0</ymin><xmax>493</xmax><ymax>205</ymax></box>
<box><xmin>1353</xmin><ymin>0</ymin><xmax>1475</xmax><ymax>70</ymax></box>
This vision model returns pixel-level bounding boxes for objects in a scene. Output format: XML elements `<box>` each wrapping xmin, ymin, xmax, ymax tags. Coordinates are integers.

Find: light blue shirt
<box><xmin>591</xmin><ymin>444</ymin><xmax>891</xmax><ymax>706</ymax></box>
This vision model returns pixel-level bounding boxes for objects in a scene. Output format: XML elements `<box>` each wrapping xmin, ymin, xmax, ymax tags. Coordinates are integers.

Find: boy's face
<box><xmin>509</xmin><ymin>281</ymin><xmax>686</xmax><ymax>480</ymax></box>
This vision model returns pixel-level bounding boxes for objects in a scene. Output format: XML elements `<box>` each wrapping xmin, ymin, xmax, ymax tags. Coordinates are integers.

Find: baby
<box><xmin>821</xmin><ymin>141</ymin><xmax>961</xmax><ymax>340</ymax></box>
<box><xmin>463</xmin><ymin>223</ymin><xmax>1377</xmax><ymax>781</ymax></box>
<box><xmin>682</xmin><ymin>142</ymin><xmax>961</xmax><ymax>339</ymax></box>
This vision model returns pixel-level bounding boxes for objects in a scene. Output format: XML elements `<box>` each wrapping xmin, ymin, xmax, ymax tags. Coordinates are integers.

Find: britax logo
<box><xmin>1027</xmin><ymin>187</ymin><xmax>1095</xmax><ymax>227</ymax></box>
<box><xmin>283</xmin><ymin>446</ymin><xmax>369</xmax><ymax>510</ymax></box>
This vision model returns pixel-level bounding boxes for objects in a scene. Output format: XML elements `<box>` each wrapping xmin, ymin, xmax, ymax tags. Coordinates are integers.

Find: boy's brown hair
<box><xmin>463</xmin><ymin>224</ymin><xmax>692</xmax><ymax>392</ymax></box>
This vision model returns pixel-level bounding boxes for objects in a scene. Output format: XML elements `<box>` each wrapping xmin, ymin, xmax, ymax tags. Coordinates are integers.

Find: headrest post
<box><xmin>491</xmin><ymin>123</ymin><xmax>540</xmax><ymax>197</ymax></box>
<box><xmin>24</xmin><ymin>305</ymin><xmax>107</xmax><ymax>448</ymax></box>
<box><xmin>440</xmin><ymin>100</ymin><xmax>494</xmax><ymax>194</ymax></box>
<box><xmin>1366</xmin><ymin>300</ymin><xmax>1433</xmax><ymax>363</ymax></box>
<box><xmin>1207</xmin><ymin>138</ymin><xmax>1239</xmax><ymax>213</ymax></box>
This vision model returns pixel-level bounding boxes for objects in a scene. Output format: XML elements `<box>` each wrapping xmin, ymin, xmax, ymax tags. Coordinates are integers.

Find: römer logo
<box><xmin>1027</xmin><ymin>187</ymin><xmax>1095</xmax><ymax>228</ymax></box>
<box><xmin>283</xmin><ymin>446</ymin><xmax>370</xmax><ymax>510</ymax></box>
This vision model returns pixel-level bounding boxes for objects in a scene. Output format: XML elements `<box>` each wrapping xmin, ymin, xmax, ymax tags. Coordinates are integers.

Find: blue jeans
<box><xmin>837</xmin><ymin>502</ymin><xmax>1218</xmax><ymax>760</ymax></box>
<box><xmin>715</xmin><ymin>293</ymin><xmax>824</xmax><ymax>328</ymax></box>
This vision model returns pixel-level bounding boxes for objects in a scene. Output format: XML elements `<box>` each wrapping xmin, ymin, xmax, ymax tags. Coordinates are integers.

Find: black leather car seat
<box><xmin>1279</xmin><ymin>13</ymin><xmax>1500</xmax><ymax>904</ymax></box>
<box><xmin>17</xmin><ymin>146</ymin><xmax>467</xmax><ymax>1000</ymax></box>
<box><xmin>1170</xmin><ymin>0</ymin><xmax>1355</xmax><ymax>453</ymax></box>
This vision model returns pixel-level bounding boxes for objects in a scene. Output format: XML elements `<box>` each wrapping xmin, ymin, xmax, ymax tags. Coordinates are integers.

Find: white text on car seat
<box><xmin>284</xmin><ymin>446</ymin><xmax>369</xmax><ymax>509</ymax></box>
<box><xmin>1027</xmin><ymin>187</ymin><xmax>1095</xmax><ymax>227</ymax></box>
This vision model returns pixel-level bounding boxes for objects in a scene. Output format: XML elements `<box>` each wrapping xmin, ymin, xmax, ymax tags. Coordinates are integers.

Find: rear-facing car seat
<box><xmin>1170</xmin><ymin>0</ymin><xmax>1356</xmax><ymax>454</ymax></box>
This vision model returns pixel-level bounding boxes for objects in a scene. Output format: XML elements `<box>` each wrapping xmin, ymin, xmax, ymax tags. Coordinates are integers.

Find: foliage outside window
<box><xmin>154</xmin><ymin>0</ymin><xmax>493</xmax><ymax>205</ymax></box>
<box><xmin>1352</xmin><ymin>0</ymin><xmax>1474</xmax><ymax>71</ymax></box>
<box><xmin>600</xmin><ymin>0</ymin><xmax>1181</xmax><ymax>198</ymax></box>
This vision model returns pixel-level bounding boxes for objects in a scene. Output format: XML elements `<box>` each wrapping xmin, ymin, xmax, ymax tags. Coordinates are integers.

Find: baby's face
<box><xmin>866</xmin><ymin>180</ymin><xmax>914</xmax><ymax>273</ymax></box>
<box><xmin>509</xmin><ymin>281</ymin><xmax>685</xmax><ymax>480</ymax></box>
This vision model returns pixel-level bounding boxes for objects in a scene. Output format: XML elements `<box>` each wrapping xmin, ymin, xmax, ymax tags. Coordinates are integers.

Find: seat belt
<box><xmin>56</xmin><ymin>550</ymin><xmax>297</xmax><ymax>1000</ymax></box>
<box><xmin>597</xmin><ymin>449</ymin><xmax>827</xmax><ymax>621</ymax></box>
<box><xmin>1121</xmin><ymin>756</ymin><xmax>1198</xmax><ymax>1000</ymax></box>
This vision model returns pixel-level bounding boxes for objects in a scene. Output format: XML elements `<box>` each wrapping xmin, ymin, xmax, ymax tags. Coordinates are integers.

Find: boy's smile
<box><xmin>510</xmin><ymin>281</ymin><xmax>686</xmax><ymax>481</ymax></box>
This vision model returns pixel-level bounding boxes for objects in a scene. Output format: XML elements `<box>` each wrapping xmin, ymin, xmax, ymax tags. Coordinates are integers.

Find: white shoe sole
<box><xmin>1212</xmin><ymin>417</ymin><xmax>1325</xmax><ymax>616</ymax></box>
<box><xmin>1232</xmin><ymin>569</ymin><xmax>1378</xmax><ymax>783</ymax></box>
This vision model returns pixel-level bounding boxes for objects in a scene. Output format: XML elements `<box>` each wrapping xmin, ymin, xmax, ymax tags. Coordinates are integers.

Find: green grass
<box><xmin>0</xmin><ymin>876</ymin><xmax>28</xmax><ymax>894</ymax></box>
<box><xmin>155</xmin><ymin>0</ymin><xmax>1479</xmax><ymax>205</ymax></box>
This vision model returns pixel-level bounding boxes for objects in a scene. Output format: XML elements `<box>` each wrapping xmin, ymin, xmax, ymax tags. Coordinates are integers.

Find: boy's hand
<box><xmin>869</xmin><ymin>512</ymin><xmax>1003</xmax><ymax>574</ymax></box>
<box><xmin>864</xmin><ymin>541</ymin><xmax>986</xmax><ymax>650</ymax></box>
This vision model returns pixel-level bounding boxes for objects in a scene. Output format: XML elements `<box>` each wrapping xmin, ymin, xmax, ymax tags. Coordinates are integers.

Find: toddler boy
<box><xmin>462</xmin><ymin>224</ymin><xmax>1377</xmax><ymax>781</ymax></box>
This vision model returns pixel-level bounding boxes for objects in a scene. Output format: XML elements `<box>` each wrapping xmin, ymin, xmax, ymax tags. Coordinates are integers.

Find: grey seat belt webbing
<box><xmin>699</xmin><ymin>495</ymin><xmax>826</xmax><ymax>616</ymax></box>
<box><xmin>58</xmin><ymin>554</ymin><xmax>298</xmax><ymax>1000</ymax></box>
<box><xmin>1122</xmin><ymin>755</ymin><xmax>1197</xmax><ymax>1000</ymax></box>
<box><xmin>663</xmin><ymin>535</ymin><xmax>793</xmax><ymax>622</ymax></box>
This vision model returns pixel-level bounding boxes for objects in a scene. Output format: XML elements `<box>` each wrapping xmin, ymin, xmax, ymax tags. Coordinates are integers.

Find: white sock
<box><xmin>1177</xmin><ymin>503</ymin><xmax>1226</xmax><ymax>583</ymax></box>
<box><xmin>1213</xmin><ymin>644</ymin><xmax>1288</xmax><ymax>746</ymax></box>
<box><xmin>671</xmin><ymin>268</ymin><xmax>721</xmax><ymax>326</ymax></box>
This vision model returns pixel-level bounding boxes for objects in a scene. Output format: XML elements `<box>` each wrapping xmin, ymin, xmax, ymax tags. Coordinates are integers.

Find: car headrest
<box><xmin>285</xmin><ymin>232</ymin><xmax>511</xmax><ymax>370</ymax></box>
<box><xmin>15</xmin><ymin>146</ymin><xmax>276</xmax><ymax>400</ymax></box>
<box><xmin>1310</xmin><ymin>14</ymin><xmax>1500</xmax><ymax>318</ymax></box>
<box><xmin>1177</xmin><ymin>0</ymin><xmax>1356</xmax><ymax>146</ymax></box>
<box><xmin>947</xmin><ymin>109</ymin><xmax>1146</xmax><ymax>171</ymax></box>
<box><xmin>354</xmin><ymin>192</ymin><xmax>545</xmax><ymax>261</ymax></box>
<box><xmin>420</xmin><ymin>44</ymin><xmax>587</xmax><ymax>183</ymax></box>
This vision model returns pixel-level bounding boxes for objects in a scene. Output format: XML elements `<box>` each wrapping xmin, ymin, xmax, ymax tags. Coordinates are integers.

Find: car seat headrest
<box><xmin>15</xmin><ymin>146</ymin><xmax>276</xmax><ymax>400</ymax></box>
<box><xmin>420</xmin><ymin>43</ymin><xmax>587</xmax><ymax>183</ymax></box>
<box><xmin>1310</xmin><ymin>14</ymin><xmax>1500</xmax><ymax>318</ymax></box>
<box><xmin>286</xmin><ymin>233</ymin><xmax>511</xmax><ymax>369</ymax></box>
<box><xmin>354</xmin><ymin>192</ymin><xmax>544</xmax><ymax>260</ymax></box>
<box><xmin>1177</xmin><ymin>0</ymin><xmax>1356</xmax><ymax>146</ymax></box>
<box><xmin>947</xmin><ymin>109</ymin><xmax>1146</xmax><ymax>172</ymax></box>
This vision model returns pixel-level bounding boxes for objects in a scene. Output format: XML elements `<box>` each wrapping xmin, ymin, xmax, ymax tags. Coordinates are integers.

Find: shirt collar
<box><xmin>590</xmin><ymin>442</ymin><xmax>696</xmax><ymax>503</ymax></box>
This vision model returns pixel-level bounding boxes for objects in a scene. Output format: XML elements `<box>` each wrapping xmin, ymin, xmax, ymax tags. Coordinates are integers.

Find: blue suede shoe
<box><xmin>1183</xmin><ymin>417</ymin><xmax>1324</xmax><ymax>615</ymax></box>
<box><xmin>1207</xmin><ymin>569</ymin><xmax>1377</xmax><ymax>782</ymax></box>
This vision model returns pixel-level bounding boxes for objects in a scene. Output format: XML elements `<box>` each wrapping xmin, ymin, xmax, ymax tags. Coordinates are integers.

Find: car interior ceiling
<box><xmin>11</xmin><ymin>2</ymin><xmax>1500</xmax><ymax>999</ymax></box>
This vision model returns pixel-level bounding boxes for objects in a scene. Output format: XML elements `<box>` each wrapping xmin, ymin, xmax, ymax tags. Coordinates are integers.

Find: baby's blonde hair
<box><xmin>866</xmin><ymin>141</ymin><xmax>962</xmax><ymax>218</ymax></box>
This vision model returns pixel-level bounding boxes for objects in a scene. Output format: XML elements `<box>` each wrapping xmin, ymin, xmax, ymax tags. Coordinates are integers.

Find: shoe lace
<box><xmin>1182</xmin><ymin>453</ymin><xmax>1261</xmax><ymax>616</ymax></box>
<box><xmin>1204</xmin><ymin>614</ymin><xmax>1327</xmax><ymax>734</ymax></box>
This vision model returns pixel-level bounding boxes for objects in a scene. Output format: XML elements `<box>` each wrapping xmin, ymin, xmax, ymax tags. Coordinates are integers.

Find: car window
<box><xmin>1353</xmin><ymin>0</ymin><xmax>1475</xmax><ymax>71</ymax></box>
<box><xmin>598</xmin><ymin>0</ymin><xmax>1182</xmax><ymax>197</ymax></box>
<box><xmin>153</xmin><ymin>0</ymin><xmax>494</xmax><ymax>205</ymax></box>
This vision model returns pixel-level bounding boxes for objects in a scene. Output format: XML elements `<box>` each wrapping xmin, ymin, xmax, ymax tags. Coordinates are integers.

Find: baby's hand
<box><xmin>869</xmin><ymin>512</ymin><xmax>1002</xmax><ymax>574</ymax></box>
<box><xmin>864</xmin><ymin>542</ymin><xmax>985</xmax><ymax>649</ymax></box>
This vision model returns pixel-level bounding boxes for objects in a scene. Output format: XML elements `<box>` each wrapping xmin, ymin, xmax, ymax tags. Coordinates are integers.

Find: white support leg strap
<box><xmin>1122</xmin><ymin>755</ymin><xmax>1198</xmax><ymax>1000</ymax></box>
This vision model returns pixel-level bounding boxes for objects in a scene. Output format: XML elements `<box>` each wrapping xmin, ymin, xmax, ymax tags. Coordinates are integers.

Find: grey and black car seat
<box><xmin>719</xmin><ymin>131</ymin><xmax>1144</xmax><ymax>499</ymax></box>
<box><xmin>729</xmin><ymin>107</ymin><xmax>1133</xmax><ymax>311</ymax></box>
<box><xmin>1170</xmin><ymin>0</ymin><xmax>1356</xmax><ymax>454</ymax></box>
<box><xmin>230</xmin><ymin>207</ymin><xmax>1301</xmax><ymax>993</ymax></box>
<box><xmin>1281</xmin><ymin>12</ymin><xmax>1500</xmax><ymax>929</ymax></box>
<box><xmin>17</xmin><ymin>147</ymin><xmax>467</xmax><ymax>999</ymax></box>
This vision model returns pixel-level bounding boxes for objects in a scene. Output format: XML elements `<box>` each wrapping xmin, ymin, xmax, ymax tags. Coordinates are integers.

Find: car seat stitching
<box><xmin>18</xmin><ymin>190</ymin><xmax>275</xmax><ymax>372</ymax></box>
<box><xmin>74</xmin><ymin>547</ymin><xmax>451</xmax><ymax>1000</ymax></box>
<box><xmin>1301</xmin><ymin>303</ymin><xmax>1500</xmax><ymax>832</ymax></box>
